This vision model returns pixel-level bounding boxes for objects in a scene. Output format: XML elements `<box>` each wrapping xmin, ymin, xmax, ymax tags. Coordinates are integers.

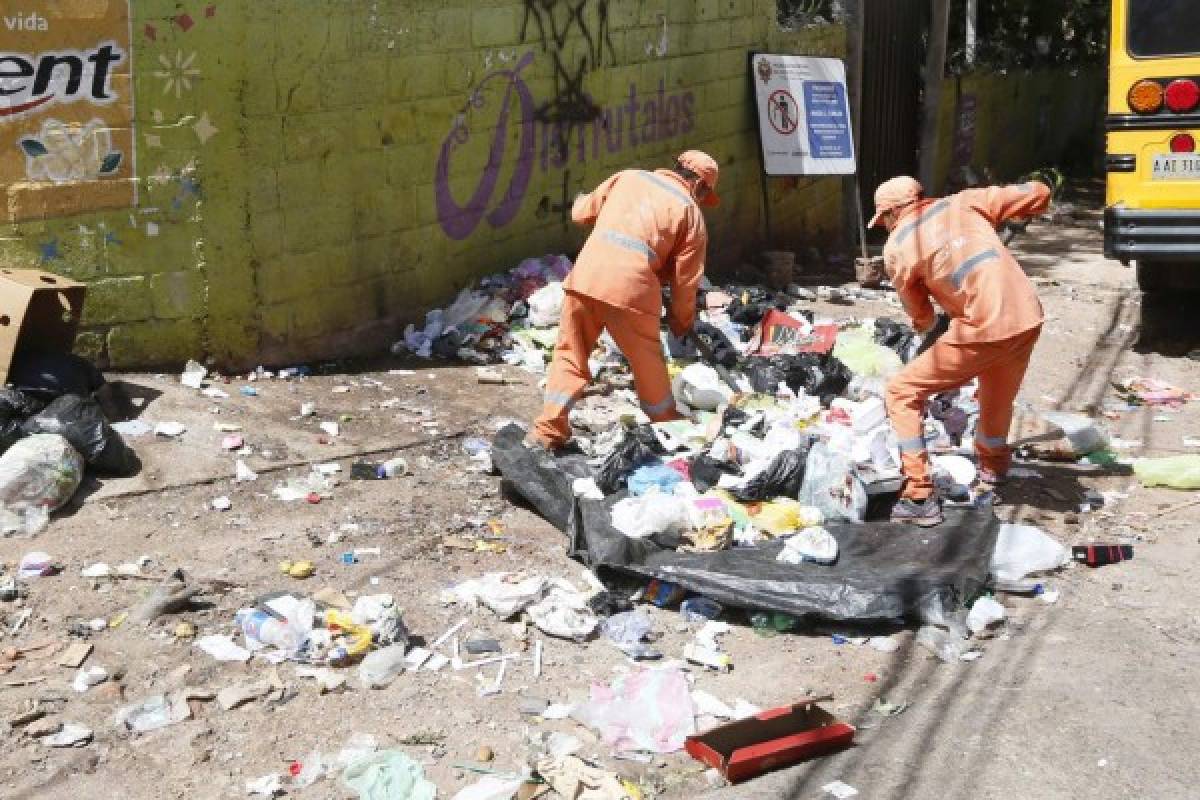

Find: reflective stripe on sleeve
<box><xmin>600</xmin><ymin>229</ymin><xmax>657</xmax><ymax>261</ymax></box>
<box><xmin>635</xmin><ymin>170</ymin><xmax>695</xmax><ymax>207</ymax></box>
<box><xmin>892</xmin><ymin>199</ymin><xmax>950</xmax><ymax>246</ymax></box>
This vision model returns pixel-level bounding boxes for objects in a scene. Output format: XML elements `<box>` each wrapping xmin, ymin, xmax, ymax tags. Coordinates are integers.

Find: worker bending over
<box><xmin>529</xmin><ymin>151</ymin><xmax>720</xmax><ymax>451</ymax></box>
<box><xmin>870</xmin><ymin>175</ymin><xmax>1051</xmax><ymax>526</ymax></box>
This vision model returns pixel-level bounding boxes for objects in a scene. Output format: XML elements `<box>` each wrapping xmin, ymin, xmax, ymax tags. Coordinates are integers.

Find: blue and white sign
<box><xmin>752</xmin><ymin>55</ymin><xmax>856</xmax><ymax>175</ymax></box>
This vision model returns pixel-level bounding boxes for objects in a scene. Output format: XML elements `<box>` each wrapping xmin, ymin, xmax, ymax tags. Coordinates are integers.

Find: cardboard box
<box><xmin>0</xmin><ymin>269</ymin><xmax>86</xmax><ymax>385</ymax></box>
<box><xmin>685</xmin><ymin>698</ymin><xmax>855</xmax><ymax>784</ymax></box>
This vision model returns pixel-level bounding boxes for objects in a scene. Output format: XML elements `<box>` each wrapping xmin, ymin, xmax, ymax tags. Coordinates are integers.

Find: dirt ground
<box><xmin>2</xmin><ymin>203</ymin><xmax>1198</xmax><ymax>800</ymax></box>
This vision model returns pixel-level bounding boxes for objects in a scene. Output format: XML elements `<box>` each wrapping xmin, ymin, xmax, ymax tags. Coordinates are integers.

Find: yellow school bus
<box><xmin>1104</xmin><ymin>0</ymin><xmax>1200</xmax><ymax>290</ymax></box>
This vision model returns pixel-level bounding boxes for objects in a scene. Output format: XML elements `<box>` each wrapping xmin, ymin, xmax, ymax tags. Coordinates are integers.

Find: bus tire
<box><xmin>1136</xmin><ymin>261</ymin><xmax>1200</xmax><ymax>292</ymax></box>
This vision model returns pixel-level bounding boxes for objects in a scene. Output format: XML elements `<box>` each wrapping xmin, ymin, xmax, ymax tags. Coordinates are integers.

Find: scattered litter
<box><xmin>536</xmin><ymin>755</ymin><xmax>629</xmax><ymax>800</ymax></box>
<box><xmin>195</xmin><ymin>634</ymin><xmax>252</xmax><ymax>662</ymax></box>
<box><xmin>72</xmin><ymin>666</ymin><xmax>108</xmax><ymax>693</ymax></box>
<box><xmin>111</xmin><ymin>420</ymin><xmax>152</xmax><ymax>437</ymax></box>
<box><xmin>1072</xmin><ymin>544</ymin><xmax>1133</xmax><ymax>568</ymax></box>
<box><xmin>181</xmin><ymin>360</ymin><xmax>207</xmax><ymax>389</ymax></box>
<box><xmin>573</xmin><ymin>666</ymin><xmax>696</xmax><ymax>754</ymax></box>
<box><xmin>777</xmin><ymin>527</ymin><xmax>838</xmax><ymax>565</ymax></box>
<box><xmin>1132</xmin><ymin>455</ymin><xmax>1200</xmax><ymax>489</ymax></box>
<box><xmin>154</xmin><ymin>421</ymin><xmax>186</xmax><ymax>438</ymax></box>
<box><xmin>686</xmin><ymin>698</ymin><xmax>855</xmax><ymax>783</ymax></box>
<box><xmin>212</xmin><ymin>495</ymin><xmax>232</xmax><ymax>511</ymax></box>
<box><xmin>341</xmin><ymin>750</ymin><xmax>437</xmax><ymax>800</ymax></box>
<box><xmin>990</xmin><ymin>523</ymin><xmax>1069</xmax><ymax>582</ymax></box>
<box><xmin>822</xmin><ymin>780</ymin><xmax>859</xmax><ymax>799</ymax></box>
<box><xmin>235</xmin><ymin>460</ymin><xmax>258</xmax><ymax>482</ymax></box>
<box><xmin>41</xmin><ymin>722</ymin><xmax>93</xmax><ymax>748</ymax></box>
<box><xmin>443</xmin><ymin>573</ymin><xmax>548</xmax><ymax>618</ymax></box>
<box><xmin>320</xmin><ymin>421</ymin><xmax>340</xmax><ymax>437</ymax></box>
<box><xmin>966</xmin><ymin>596</ymin><xmax>1006</xmax><ymax>636</ymax></box>
<box><xmin>17</xmin><ymin>551</ymin><xmax>54</xmax><ymax>578</ymax></box>
<box><xmin>245</xmin><ymin>774</ymin><xmax>283</xmax><ymax>797</ymax></box>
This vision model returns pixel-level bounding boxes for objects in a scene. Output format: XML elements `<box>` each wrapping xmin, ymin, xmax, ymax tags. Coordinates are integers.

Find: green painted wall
<box><xmin>1</xmin><ymin>1</ymin><xmax>846</xmax><ymax>369</ymax></box>
<box><xmin>930</xmin><ymin>67</ymin><xmax>1105</xmax><ymax>192</ymax></box>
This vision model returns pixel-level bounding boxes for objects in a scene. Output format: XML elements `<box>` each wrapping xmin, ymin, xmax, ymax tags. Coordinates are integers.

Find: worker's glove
<box><xmin>913</xmin><ymin>314</ymin><xmax>951</xmax><ymax>358</ymax></box>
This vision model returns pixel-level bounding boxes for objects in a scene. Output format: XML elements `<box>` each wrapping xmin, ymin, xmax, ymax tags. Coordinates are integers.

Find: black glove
<box><xmin>914</xmin><ymin>313</ymin><xmax>951</xmax><ymax>357</ymax></box>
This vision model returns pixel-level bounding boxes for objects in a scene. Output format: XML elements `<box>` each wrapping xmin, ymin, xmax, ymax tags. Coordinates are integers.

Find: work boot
<box><xmin>523</xmin><ymin>434</ymin><xmax>583</xmax><ymax>458</ymax></box>
<box><xmin>891</xmin><ymin>496</ymin><xmax>944</xmax><ymax>527</ymax></box>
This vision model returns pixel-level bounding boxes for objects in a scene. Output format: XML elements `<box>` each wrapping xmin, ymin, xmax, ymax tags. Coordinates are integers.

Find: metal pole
<box><xmin>918</xmin><ymin>0</ymin><xmax>951</xmax><ymax>191</ymax></box>
<box><xmin>965</xmin><ymin>0</ymin><xmax>978</xmax><ymax>66</ymax></box>
<box><xmin>855</xmin><ymin>176</ymin><xmax>869</xmax><ymax>261</ymax></box>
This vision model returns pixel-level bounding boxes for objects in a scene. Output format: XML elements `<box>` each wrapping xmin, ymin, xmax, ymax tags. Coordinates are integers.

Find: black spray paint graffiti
<box><xmin>520</xmin><ymin>0</ymin><xmax>617</xmax><ymax>156</ymax></box>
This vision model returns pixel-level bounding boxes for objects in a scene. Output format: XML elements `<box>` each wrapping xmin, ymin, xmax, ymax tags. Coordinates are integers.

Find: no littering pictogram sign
<box><xmin>767</xmin><ymin>89</ymin><xmax>799</xmax><ymax>135</ymax></box>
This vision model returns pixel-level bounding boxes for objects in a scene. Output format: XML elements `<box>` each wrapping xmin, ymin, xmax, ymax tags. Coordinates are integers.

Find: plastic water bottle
<box><xmin>235</xmin><ymin>609</ymin><xmax>305</xmax><ymax>654</ymax></box>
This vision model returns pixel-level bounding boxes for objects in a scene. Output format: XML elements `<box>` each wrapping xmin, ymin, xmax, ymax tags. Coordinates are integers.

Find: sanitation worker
<box><xmin>527</xmin><ymin>151</ymin><xmax>720</xmax><ymax>452</ymax></box>
<box><xmin>870</xmin><ymin>175</ymin><xmax>1051</xmax><ymax>526</ymax></box>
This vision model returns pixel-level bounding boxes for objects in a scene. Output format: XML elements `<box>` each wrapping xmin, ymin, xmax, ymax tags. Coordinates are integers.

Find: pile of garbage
<box><xmin>393</xmin><ymin>254</ymin><xmax>572</xmax><ymax>366</ymax></box>
<box><xmin>0</xmin><ymin>351</ymin><xmax>137</xmax><ymax>536</ymax></box>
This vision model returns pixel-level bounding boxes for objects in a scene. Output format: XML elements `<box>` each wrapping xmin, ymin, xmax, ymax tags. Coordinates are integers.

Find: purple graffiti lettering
<box><xmin>435</xmin><ymin>52</ymin><xmax>536</xmax><ymax>240</ymax></box>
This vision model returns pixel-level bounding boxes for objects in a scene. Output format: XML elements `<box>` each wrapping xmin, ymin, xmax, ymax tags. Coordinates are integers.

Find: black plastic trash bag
<box><xmin>874</xmin><ymin>317</ymin><xmax>917</xmax><ymax>362</ymax></box>
<box><xmin>8</xmin><ymin>352</ymin><xmax>106</xmax><ymax>402</ymax></box>
<box><xmin>731</xmin><ymin>443</ymin><xmax>812</xmax><ymax>502</ymax></box>
<box><xmin>596</xmin><ymin>425</ymin><xmax>664</xmax><ymax>494</ymax></box>
<box><xmin>743</xmin><ymin>353</ymin><xmax>852</xmax><ymax>406</ymax></box>
<box><xmin>688</xmin><ymin>454</ymin><xmax>742</xmax><ymax>493</ymax></box>
<box><xmin>21</xmin><ymin>394</ymin><xmax>138</xmax><ymax>475</ymax></box>
<box><xmin>0</xmin><ymin>388</ymin><xmax>45</xmax><ymax>454</ymax></box>
<box><xmin>725</xmin><ymin>287</ymin><xmax>791</xmax><ymax>327</ymax></box>
<box><xmin>693</xmin><ymin>321</ymin><xmax>740</xmax><ymax>368</ymax></box>
<box><xmin>492</xmin><ymin>423</ymin><xmax>1001</xmax><ymax>622</ymax></box>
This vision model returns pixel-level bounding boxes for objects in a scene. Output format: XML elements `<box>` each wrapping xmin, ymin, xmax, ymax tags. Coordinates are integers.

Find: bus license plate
<box><xmin>1152</xmin><ymin>154</ymin><xmax>1200</xmax><ymax>180</ymax></box>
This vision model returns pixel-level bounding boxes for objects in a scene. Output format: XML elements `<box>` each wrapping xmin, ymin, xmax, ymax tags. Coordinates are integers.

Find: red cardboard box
<box><xmin>684</xmin><ymin>698</ymin><xmax>855</xmax><ymax>784</ymax></box>
<box><xmin>748</xmin><ymin>310</ymin><xmax>838</xmax><ymax>356</ymax></box>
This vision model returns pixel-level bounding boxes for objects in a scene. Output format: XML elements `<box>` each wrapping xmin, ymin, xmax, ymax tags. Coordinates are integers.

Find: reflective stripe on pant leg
<box><xmin>533</xmin><ymin>293</ymin><xmax>603</xmax><ymax>447</ymax></box>
<box><xmin>976</xmin><ymin>432</ymin><xmax>1007</xmax><ymax>449</ymax></box>
<box><xmin>543</xmin><ymin>389</ymin><xmax>577</xmax><ymax>410</ymax></box>
<box><xmin>897</xmin><ymin>435</ymin><xmax>928</xmax><ymax>454</ymax></box>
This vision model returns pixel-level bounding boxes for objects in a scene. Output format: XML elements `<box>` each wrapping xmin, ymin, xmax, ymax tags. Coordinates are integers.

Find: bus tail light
<box><xmin>1164</xmin><ymin>79</ymin><xmax>1200</xmax><ymax>114</ymax></box>
<box><xmin>1128</xmin><ymin>79</ymin><xmax>1164</xmax><ymax>114</ymax></box>
<box><xmin>1169</xmin><ymin>133</ymin><xmax>1196</xmax><ymax>153</ymax></box>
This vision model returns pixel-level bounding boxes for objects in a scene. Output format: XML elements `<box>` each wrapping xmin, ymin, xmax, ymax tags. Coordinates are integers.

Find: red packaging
<box><xmin>685</xmin><ymin>698</ymin><xmax>855</xmax><ymax>784</ymax></box>
<box><xmin>748</xmin><ymin>310</ymin><xmax>838</xmax><ymax>356</ymax></box>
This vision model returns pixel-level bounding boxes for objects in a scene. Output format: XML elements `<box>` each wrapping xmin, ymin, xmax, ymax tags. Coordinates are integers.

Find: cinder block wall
<box><xmin>930</xmin><ymin>68</ymin><xmax>1106</xmax><ymax>192</ymax></box>
<box><xmin>0</xmin><ymin>1</ymin><xmax>845</xmax><ymax>370</ymax></box>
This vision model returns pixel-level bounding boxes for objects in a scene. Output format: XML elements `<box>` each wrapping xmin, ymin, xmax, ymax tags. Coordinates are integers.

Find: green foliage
<box><xmin>948</xmin><ymin>0</ymin><xmax>1110</xmax><ymax>73</ymax></box>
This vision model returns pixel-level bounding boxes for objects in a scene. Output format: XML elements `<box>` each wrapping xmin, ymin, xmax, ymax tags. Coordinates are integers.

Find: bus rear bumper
<box><xmin>1104</xmin><ymin>207</ymin><xmax>1200</xmax><ymax>263</ymax></box>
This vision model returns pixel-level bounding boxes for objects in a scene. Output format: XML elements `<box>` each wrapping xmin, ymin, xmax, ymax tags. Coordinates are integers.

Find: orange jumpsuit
<box><xmin>532</xmin><ymin>169</ymin><xmax>708</xmax><ymax>448</ymax></box>
<box><xmin>883</xmin><ymin>182</ymin><xmax>1050</xmax><ymax>499</ymax></box>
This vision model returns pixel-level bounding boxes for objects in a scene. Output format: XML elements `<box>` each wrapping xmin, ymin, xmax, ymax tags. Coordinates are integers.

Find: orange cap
<box><xmin>677</xmin><ymin>150</ymin><xmax>720</xmax><ymax>207</ymax></box>
<box><xmin>869</xmin><ymin>175</ymin><xmax>923</xmax><ymax>227</ymax></box>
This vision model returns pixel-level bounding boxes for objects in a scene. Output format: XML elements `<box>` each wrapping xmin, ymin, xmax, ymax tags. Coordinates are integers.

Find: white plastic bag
<box><xmin>674</xmin><ymin>363</ymin><xmax>732</xmax><ymax>412</ymax></box>
<box><xmin>966</xmin><ymin>596</ymin><xmax>1006</xmax><ymax>636</ymax></box>
<box><xmin>527</xmin><ymin>282</ymin><xmax>566</xmax><ymax>327</ymax></box>
<box><xmin>610</xmin><ymin>492</ymin><xmax>692</xmax><ymax>539</ymax></box>
<box><xmin>778</xmin><ymin>526</ymin><xmax>838</xmax><ymax>565</ymax></box>
<box><xmin>527</xmin><ymin>586</ymin><xmax>599</xmax><ymax>640</ymax></box>
<box><xmin>1042</xmin><ymin>411</ymin><xmax>1109</xmax><ymax>455</ymax></box>
<box><xmin>0</xmin><ymin>434</ymin><xmax>84</xmax><ymax>536</ymax></box>
<box><xmin>798</xmin><ymin>442</ymin><xmax>868</xmax><ymax>524</ymax></box>
<box><xmin>443</xmin><ymin>573</ymin><xmax>548</xmax><ymax>617</ymax></box>
<box><xmin>989</xmin><ymin>523</ymin><xmax>1069</xmax><ymax>582</ymax></box>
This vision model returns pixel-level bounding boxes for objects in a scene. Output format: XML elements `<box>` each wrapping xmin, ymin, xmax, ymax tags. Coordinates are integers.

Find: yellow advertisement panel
<box><xmin>1</xmin><ymin>1</ymin><xmax>136</xmax><ymax>222</ymax></box>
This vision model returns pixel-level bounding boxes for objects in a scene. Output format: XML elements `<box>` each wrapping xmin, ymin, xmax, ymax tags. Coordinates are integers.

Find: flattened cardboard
<box><xmin>685</xmin><ymin>698</ymin><xmax>855</xmax><ymax>784</ymax></box>
<box><xmin>0</xmin><ymin>269</ymin><xmax>86</xmax><ymax>385</ymax></box>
